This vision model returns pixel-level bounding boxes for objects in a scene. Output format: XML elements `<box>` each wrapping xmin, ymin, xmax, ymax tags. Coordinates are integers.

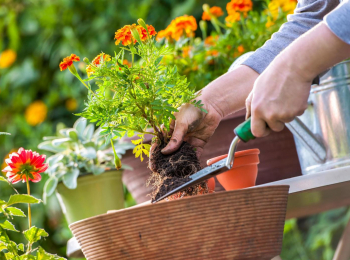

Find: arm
<box><xmin>243</xmin><ymin>0</ymin><xmax>339</xmax><ymax>74</ymax></box>
<box><xmin>249</xmin><ymin>21</ymin><xmax>350</xmax><ymax>137</ymax></box>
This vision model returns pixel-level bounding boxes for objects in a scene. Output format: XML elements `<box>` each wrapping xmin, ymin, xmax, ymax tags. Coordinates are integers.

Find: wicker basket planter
<box><xmin>70</xmin><ymin>185</ymin><xmax>289</xmax><ymax>260</ymax></box>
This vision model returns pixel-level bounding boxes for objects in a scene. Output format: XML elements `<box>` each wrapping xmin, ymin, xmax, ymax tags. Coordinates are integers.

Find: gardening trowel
<box><xmin>153</xmin><ymin>118</ymin><xmax>255</xmax><ymax>203</ymax></box>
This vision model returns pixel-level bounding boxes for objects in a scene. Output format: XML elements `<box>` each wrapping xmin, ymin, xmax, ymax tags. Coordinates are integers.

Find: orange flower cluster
<box><xmin>225</xmin><ymin>12</ymin><xmax>241</xmax><ymax>26</ymax></box>
<box><xmin>182</xmin><ymin>46</ymin><xmax>192</xmax><ymax>58</ymax></box>
<box><xmin>204</xmin><ymin>35</ymin><xmax>219</xmax><ymax>46</ymax></box>
<box><xmin>157</xmin><ymin>15</ymin><xmax>197</xmax><ymax>41</ymax></box>
<box><xmin>202</xmin><ymin>6</ymin><xmax>224</xmax><ymax>21</ymax></box>
<box><xmin>226</xmin><ymin>0</ymin><xmax>253</xmax><ymax>14</ymax></box>
<box><xmin>59</xmin><ymin>54</ymin><xmax>80</xmax><ymax>71</ymax></box>
<box><xmin>115</xmin><ymin>24</ymin><xmax>157</xmax><ymax>46</ymax></box>
<box><xmin>92</xmin><ymin>53</ymin><xmax>111</xmax><ymax>66</ymax></box>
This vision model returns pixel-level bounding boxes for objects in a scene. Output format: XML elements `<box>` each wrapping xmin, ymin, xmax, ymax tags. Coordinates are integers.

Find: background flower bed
<box><xmin>0</xmin><ymin>0</ymin><xmax>349</xmax><ymax>259</ymax></box>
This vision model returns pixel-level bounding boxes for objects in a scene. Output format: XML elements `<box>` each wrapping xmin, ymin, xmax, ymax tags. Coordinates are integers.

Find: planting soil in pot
<box><xmin>70</xmin><ymin>185</ymin><xmax>290</xmax><ymax>260</ymax></box>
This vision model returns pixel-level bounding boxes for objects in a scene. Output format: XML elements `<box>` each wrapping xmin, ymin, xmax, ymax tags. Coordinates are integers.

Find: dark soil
<box><xmin>149</xmin><ymin>141</ymin><xmax>209</xmax><ymax>202</ymax></box>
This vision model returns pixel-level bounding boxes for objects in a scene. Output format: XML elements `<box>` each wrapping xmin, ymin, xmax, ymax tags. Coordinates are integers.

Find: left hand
<box><xmin>245</xmin><ymin>57</ymin><xmax>312</xmax><ymax>137</ymax></box>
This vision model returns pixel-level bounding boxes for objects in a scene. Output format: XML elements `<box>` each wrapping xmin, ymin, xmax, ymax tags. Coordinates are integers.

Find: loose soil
<box><xmin>149</xmin><ymin>141</ymin><xmax>209</xmax><ymax>202</ymax></box>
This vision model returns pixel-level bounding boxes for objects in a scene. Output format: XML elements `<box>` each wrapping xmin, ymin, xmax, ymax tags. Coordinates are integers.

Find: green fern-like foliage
<box><xmin>77</xmin><ymin>20</ymin><xmax>206</xmax><ymax>161</ymax></box>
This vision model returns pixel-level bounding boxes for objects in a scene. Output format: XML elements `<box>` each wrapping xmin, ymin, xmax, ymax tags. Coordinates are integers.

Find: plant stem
<box><xmin>26</xmin><ymin>177</ymin><xmax>32</xmax><ymax>229</ymax></box>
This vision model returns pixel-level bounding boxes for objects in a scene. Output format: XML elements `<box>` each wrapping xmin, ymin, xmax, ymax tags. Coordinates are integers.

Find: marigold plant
<box><xmin>60</xmin><ymin>19</ymin><xmax>205</xmax><ymax>163</ymax></box>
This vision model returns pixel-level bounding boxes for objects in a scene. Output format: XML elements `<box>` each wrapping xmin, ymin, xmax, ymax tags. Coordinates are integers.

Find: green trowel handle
<box><xmin>234</xmin><ymin>118</ymin><xmax>255</xmax><ymax>143</ymax></box>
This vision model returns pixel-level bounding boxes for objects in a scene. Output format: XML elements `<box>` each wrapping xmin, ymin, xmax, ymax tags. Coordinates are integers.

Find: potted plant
<box><xmin>59</xmin><ymin>19</ymin><xmax>213</xmax><ymax>202</ymax></box>
<box><xmin>38</xmin><ymin>117</ymin><xmax>133</xmax><ymax>224</ymax></box>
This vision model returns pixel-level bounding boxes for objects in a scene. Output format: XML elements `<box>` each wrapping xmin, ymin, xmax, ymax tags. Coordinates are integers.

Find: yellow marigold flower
<box><xmin>182</xmin><ymin>46</ymin><xmax>192</xmax><ymax>58</ymax></box>
<box><xmin>225</xmin><ymin>12</ymin><xmax>241</xmax><ymax>26</ymax></box>
<box><xmin>267</xmin><ymin>0</ymin><xmax>297</xmax><ymax>20</ymax></box>
<box><xmin>25</xmin><ymin>101</ymin><xmax>47</xmax><ymax>126</ymax></box>
<box><xmin>92</xmin><ymin>53</ymin><xmax>111</xmax><ymax>66</ymax></box>
<box><xmin>0</xmin><ymin>49</ymin><xmax>17</xmax><ymax>69</ymax></box>
<box><xmin>204</xmin><ymin>35</ymin><xmax>219</xmax><ymax>46</ymax></box>
<box><xmin>65</xmin><ymin>98</ymin><xmax>78</xmax><ymax>111</ymax></box>
<box><xmin>202</xmin><ymin>6</ymin><xmax>224</xmax><ymax>21</ymax></box>
<box><xmin>86</xmin><ymin>65</ymin><xmax>94</xmax><ymax>77</ymax></box>
<box><xmin>226</xmin><ymin>0</ymin><xmax>253</xmax><ymax>14</ymax></box>
<box><xmin>265</xmin><ymin>16</ymin><xmax>275</xmax><ymax>28</ymax></box>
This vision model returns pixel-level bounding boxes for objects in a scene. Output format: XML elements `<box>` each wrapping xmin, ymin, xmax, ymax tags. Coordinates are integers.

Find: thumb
<box><xmin>245</xmin><ymin>91</ymin><xmax>253</xmax><ymax>120</ymax></box>
<box><xmin>161</xmin><ymin>122</ymin><xmax>188</xmax><ymax>155</ymax></box>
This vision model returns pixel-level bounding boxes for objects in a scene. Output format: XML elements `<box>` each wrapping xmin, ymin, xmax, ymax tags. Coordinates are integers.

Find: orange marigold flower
<box><xmin>92</xmin><ymin>53</ymin><xmax>111</xmax><ymax>66</ymax></box>
<box><xmin>206</xmin><ymin>50</ymin><xmax>219</xmax><ymax>57</ymax></box>
<box><xmin>202</xmin><ymin>6</ymin><xmax>224</xmax><ymax>21</ymax></box>
<box><xmin>2</xmin><ymin>148</ymin><xmax>48</xmax><ymax>184</ymax></box>
<box><xmin>225</xmin><ymin>12</ymin><xmax>241</xmax><ymax>26</ymax></box>
<box><xmin>204</xmin><ymin>35</ymin><xmax>219</xmax><ymax>46</ymax></box>
<box><xmin>265</xmin><ymin>16</ymin><xmax>275</xmax><ymax>28</ymax></box>
<box><xmin>182</xmin><ymin>46</ymin><xmax>192</xmax><ymax>58</ymax></box>
<box><xmin>115</xmin><ymin>25</ymin><xmax>136</xmax><ymax>46</ymax></box>
<box><xmin>59</xmin><ymin>54</ymin><xmax>80</xmax><ymax>71</ymax></box>
<box><xmin>237</xmin><ymin>45</ymin><xmax>245</xmax><ymax>53</ymax></box>
<box><xmin>118</xmin><ymin>59</ymin><xmax>131</xmax><ymax>70</ymax></box>
<box><xmin>156</xmin><ymin>28</ymin><xmax>173</xmax><ymax>41</ymax></box>
<box><xmin>227</xmin><ymin>0</ymin><xmax>253</xmax><ymax>14</ymax></box>
<box><xmin>115</xmin><ymin>24</ymin><xmax>157</xmax><ymax>46</ymax></box>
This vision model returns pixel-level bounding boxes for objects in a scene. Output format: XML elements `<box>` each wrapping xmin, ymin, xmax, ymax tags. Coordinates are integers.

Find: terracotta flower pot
<box><xmin>70</xmin><ymin>185</ymin><xmax>289</xmax><ymax>260</ymax></box>
<box><xmin>207</xmin><ymin>149</ymin><xmax>260</xmax><ymax>191</ymax></box>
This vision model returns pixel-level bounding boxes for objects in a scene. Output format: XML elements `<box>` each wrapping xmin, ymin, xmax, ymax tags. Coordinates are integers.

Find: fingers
<box><xmin>161</xmin><ymin>121</ymin><xmax>188</xmax><ymax>155</ymax></box>
<box><xmin>245</xmin><ymin>91</ymin><xmax>253</xmax><ymax>120</ymax></box>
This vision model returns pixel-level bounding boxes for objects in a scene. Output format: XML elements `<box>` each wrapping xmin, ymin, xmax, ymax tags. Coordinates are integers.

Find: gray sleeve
<box><xmin>242</xmin><ymin>0</ymin><xmax>339</xmax><ymax>74</ymax></box>
<box><xmin>324</xmin><ymin>0</ymin><xmax>350</xmax><ymax>44</ymax></box>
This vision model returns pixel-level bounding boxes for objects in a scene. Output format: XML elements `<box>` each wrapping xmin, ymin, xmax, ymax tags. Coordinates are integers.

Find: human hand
<box><xmin>245</xmin><ymin>58</ymin><xmax>312</xmax><ymax>137</ymax></box>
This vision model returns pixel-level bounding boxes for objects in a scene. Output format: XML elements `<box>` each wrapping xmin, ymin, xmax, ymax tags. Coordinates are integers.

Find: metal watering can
<box><xmin>229</xmin><ymin>52</ymin><xmax>350</xmax><ymax>174</ymax></box>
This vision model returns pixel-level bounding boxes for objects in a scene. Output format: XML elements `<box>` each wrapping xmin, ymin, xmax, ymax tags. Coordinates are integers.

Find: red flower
<box><xmin>2</xmin><ymin>148</ymin><xmax>48</xmax><ymax>184</ymax></box>
<box><xmin>59</xmin><ymin>54</ymin><xmax>80</xmax><ymax>71</ymax></box>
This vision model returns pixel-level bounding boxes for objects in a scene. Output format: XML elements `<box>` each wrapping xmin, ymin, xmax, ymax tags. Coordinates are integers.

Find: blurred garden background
<box><xmin>1</xmin><ymin>0</ymin><xmax>350</xmax><ymax>259</ymax></box>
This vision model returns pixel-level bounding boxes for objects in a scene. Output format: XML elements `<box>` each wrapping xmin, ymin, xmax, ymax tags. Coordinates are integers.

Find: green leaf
<box><xmin>5</xmin><ymin>207</ymin><xmax>25</xmax><ymax>217</ymax></box>
<box><xmin>17</xmin><ymin>243</ymin><xmax>24</xmax><ymax>252</ymax></box>
<box><xmin>0</xmin><ymin>221</ymin><xmax>18</xmax><ymax>232</ymax></box>
<box><xmin>154</xmin><ymin>56</ymin><xmax>163</xmax><ymax>67</ymax></box>
<box><xmin>37</xmin><ymin>247</ymin><xmax>66</xmax><ymax>260</ymax></box>
<box><xmin>73</xmin><ymin>117</ymin><xmax>87</xmax><ymax>136</ymax></box>
<box><xmin>0</xmin><ymin>242</ymin><xmax>6</xmax><ymax>252</ymax></box>
<box><xmin>83</xmin><ymin>124</ymin><xmax>95</xmax><ymax>140</ymax></box>
<box><xmin>62</xmin><ymin>168</ymin><xmax>79</xmax><ymax>189</ymax></box>
<box><xmin>38</xmin><ymin>141</ymin><xmax>66</xmax><ymax>153</ymax></box>
<box><xmin>23</xmin><ymin>226</ymin><xmax>48</xmax><ymax>243</ymax></box>
<box><xmin>52</xmin><ymin>138</ymin><xmax>71</xmax><ymax>146</ymax></box>
<box><xmin>7</xmin><ymin>194</ymin><xmax>41</xmax><ymax>207</ymax></box>
<box><xmin>0</xmin><ymin>177</ymin><xmax>7</xmax><ymax>183</ymax></box>
<box><xmin>43</xmin><ymin>177</ymin><xmax>58</xmax><ymax>198</ymax></box>
<box><xmin>80</xmin><ymin>147</ymin><xmax>97</xmax><ymax>159</ymax></box>
<box><xmin>67</xmin><ymin>129</ymin><xmax>79</xmax><ymax>141</ymax></box>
